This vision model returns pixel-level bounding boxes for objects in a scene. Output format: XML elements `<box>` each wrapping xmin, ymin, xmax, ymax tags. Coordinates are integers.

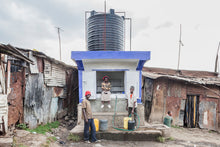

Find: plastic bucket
<box><xmin>99</xmin><ymin>119</ymin><xmax>108</xmax><ymax>131</ymax></box>
<box><xmin>128</xmin><ymin>120</ymin><xmax>135</xmax><ymax>130</ymax></box>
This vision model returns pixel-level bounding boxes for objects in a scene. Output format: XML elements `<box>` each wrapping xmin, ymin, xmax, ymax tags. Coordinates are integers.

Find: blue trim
<box><xmin>76</xmin><ymin>60</ymin><xmax>84</xmax><ymax>70</ymax></box>
<box><xmin>92</xmin><ymin>69</ymin><xmax>129</xmax><ymax>71</ymax></box>
<box><xmin>136</xmin><ymin>60</ymin><xmax>147</xmax><ymax>70</ymax></box>
<box><xmin>137</xmin><ymin>70</ymin><xmax>142</xmax><ymax>104</ymax></box>
<box><xmin>78</xmin><ymin>70</ymin><xmax>83</xmax><ymax>103</ymax></box>
<box><xmin>71</xmin><ymin>51</ymin><xmax>150</xmax><ymax>60</ymax></box>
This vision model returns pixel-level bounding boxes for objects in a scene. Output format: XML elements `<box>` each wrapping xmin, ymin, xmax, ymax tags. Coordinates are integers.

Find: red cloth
<box><xmin>85</xmin><ymin>91</ymin><xmax>91</xmax><ymax>96</ymax></box>
<box><xmin>103</xmin><ymin>76</ymin><xmax>109</xmax><ymax>80</ymax></box>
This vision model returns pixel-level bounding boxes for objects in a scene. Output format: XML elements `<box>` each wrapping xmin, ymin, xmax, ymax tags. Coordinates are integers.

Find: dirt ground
<box><xmin>12</xmin><ymin>126</ymin><xmax>220</xmax><ymax>147</ymax></box>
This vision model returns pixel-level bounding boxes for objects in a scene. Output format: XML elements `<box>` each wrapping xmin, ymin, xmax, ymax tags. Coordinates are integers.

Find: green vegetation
<box><xmin>47</xmin><ymin>136</ymin><xmax>57</xmax><ymax>142</ymax></box>
<box><xmin>18</xmin><ymin>145</ymin><xmax>27</xmax><ymax>147</ymax></box>
<box><xmin>157</xmin><ymin>136</ymin><xmax>175</xmax><ymax>143</ymax></box>
<box><xmin>171</xmin><ymin>125</ymin><xmax>182</xmax><ymax>129</ymax></box>
<box><xmin>41</xmin><ymin>136</ymin><xmax>57</xmax><ymax>147</ymax></box>
<box><xmin>68</xmin><ymin>134</ymin><xmax>81</xmax><ymax>142</ymax></box>
<box><xmin>16</xmin><ymin>121</ymin><xmax>60</xmax><ymax>135</ymax></box>
<box><xmin>27</xmin><ymin>121</ymin><xmax>60</xmax><ymax>134</ymax></box>
<box><xmin>16</xmin><ymin>123</ymin><xmax>28</xmax><ymax>130</ymax></box>
<box><xmin>157</xmin><ymin>136</ymin><xmax>165</xmax><ymax>143</ymax></box>
<box><xmin>209</xmin><ymin>130</ymin><xmax>215</xmax><ymax>133</ymax></box>
<box><xmin>166</xmin><ymin>137</ymin><xmax>175</xmax><ymax>141</ymax></box>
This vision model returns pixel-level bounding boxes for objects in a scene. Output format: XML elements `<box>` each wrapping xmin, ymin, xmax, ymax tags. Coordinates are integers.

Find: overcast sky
<box><xmin>1</xmin><ymin>0</ymin><xmax>220</xmax><ymax>72</ymax></box>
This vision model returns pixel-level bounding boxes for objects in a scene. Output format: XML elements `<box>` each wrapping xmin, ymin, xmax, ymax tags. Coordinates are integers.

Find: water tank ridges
<box><xmin>87</xmin><ymin>10</ymin><xmax>124</xmax><ymax>51</ymax></box>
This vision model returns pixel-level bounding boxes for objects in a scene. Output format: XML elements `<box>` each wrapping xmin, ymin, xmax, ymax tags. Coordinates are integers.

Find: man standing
<box><xmin>82</xmin><ymin>91</ymin><xmax>100</xmax><ymax>143</ymax></box>
<box><xmin>101</xmin><ymin>76</ymin><xmax>111</xmax><ymax>108</ymax></box>
<box><xmin>126</xmin><ymin>86</ymin><xmax>137</xmax><ymax>126</ymax></box>
<box><xmin>163</xmin><ymin>111</ymin><xmax>173</xmax><ymax>127</ymax></box>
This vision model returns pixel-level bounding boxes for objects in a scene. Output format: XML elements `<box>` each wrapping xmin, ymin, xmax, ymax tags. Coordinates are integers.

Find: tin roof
<box><xmin>142</xmin><ymin>67</ymin><xmax>220</xmax><ymax>86</ymax></box>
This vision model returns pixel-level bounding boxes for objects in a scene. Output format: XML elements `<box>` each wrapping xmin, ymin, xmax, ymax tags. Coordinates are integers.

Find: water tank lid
<box><xmin>110</xmin><ymin>9</ymin><xmax>115</xmax><ymax>14</ymax></box>
<box><xmin>90</xmin><ymin>10</ymin><xmax>96</xmax><ymax>16</ymax></box>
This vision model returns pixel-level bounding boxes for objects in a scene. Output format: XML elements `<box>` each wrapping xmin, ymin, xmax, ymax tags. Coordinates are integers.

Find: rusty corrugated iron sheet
<box><xmin>24</xmin><ymin>73</ymin><xmax>54</xmax><ymax>129</ymax></box>
<box><xmin>166</xmin><ymin>97</ymin><xmax>181</xmax><ymax>125</ymax></box>
<box><xmin>7</xmin><ymin>70</ymin><xmax>25</xmax><ymax>126</ymax></box>
<box><xmin>199</xmin><ymin>98</ymin><xmax>218</xmax><ymax>130</ymax></box>
<box><xmin>142</xmin><ymin>71</ymin><xmax>220</xmax><ymax>86</ymax></box>
<box><xmin>37</xmin><ymin>57</ymin><xmax>44</xmax><ymax>73</ymax></box>
<box><xmin>0</xmin><ymin>44</ymin><xmax>33</xmax><ymax>64</ymax></box>
<box><xmin>143</xmin><ymin>67</ymin><xmax>218</xmax><ymax>78</ymax></box>
<box><xmin>64</xmin><ymin>69</ymin><xmax>78</xmax><ymax>117</ymax></box>
<box><xmin>53</xmin><ymin>87</ymin><xmax>64</xmax><ymax>97</ymax></box>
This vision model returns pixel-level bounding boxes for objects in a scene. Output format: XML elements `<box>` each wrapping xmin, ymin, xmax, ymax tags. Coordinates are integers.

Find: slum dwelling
<box><xmin>142</xmin><ymin>67</ymin><xmax>220</xmax><ymax>131</ymax></box>
<box><xmin>0</xmin><ymin>43</ymin><xmax>78</xmax><ymax>134</ymax></box>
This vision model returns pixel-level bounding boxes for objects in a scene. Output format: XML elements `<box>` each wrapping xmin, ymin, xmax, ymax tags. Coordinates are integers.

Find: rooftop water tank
<box><xmin>87</xmin><ymin>9</ymin><xmax>124</xmax><ymax>51</ymax></box>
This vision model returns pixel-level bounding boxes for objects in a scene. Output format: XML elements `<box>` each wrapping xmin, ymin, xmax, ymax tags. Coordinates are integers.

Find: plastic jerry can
<box><xmin>124</xmin><ymin>117</ymin><xmax>132</xmax><ymax>129</ymax></box>
<box><xmin>89</xmin><ymin>118</ymin><xmax>99</xmax><ymax>132</ymax></box>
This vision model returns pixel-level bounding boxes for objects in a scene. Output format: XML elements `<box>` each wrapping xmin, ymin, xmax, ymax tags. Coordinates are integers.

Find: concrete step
<box><xmin>93</xmin><ymin>112</ymin><xmax>127</xmax><ymax>116</ymax></box>
<box><xmin>0</xmin><ymin>137</ymin><xmax>13</xmax><ymax>147</ymax></box>
<box><xmin>70</xmin><ymin>125</ymin><xmax>162</xmax><ymax>141</ymax></box>
<box><xmin>93</xmin><ymin>112</ymin><xmax>128</xmax><ymax>128</ymax></box>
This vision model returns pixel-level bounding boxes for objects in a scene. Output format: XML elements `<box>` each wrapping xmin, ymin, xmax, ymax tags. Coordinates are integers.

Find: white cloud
<box><xmin>0</xmin><ymin>0</ymin><xmax>220</xmax><ymax>72</ymax></box>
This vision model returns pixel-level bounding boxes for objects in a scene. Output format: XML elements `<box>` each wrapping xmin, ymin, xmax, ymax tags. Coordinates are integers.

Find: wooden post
<box><xmin>6</xmin><ymin>60</ymin><xmax>11</xmax><ymax>94</ymax></box>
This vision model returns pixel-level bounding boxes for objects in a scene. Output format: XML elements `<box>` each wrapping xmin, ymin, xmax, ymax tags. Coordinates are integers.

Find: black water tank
<box><xmin>87</xmin><ymin>9</ymin><xmax>124</xmax><ymax>51</ymax></box>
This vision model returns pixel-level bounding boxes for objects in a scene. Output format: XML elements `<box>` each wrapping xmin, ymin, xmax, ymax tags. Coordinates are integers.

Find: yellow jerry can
<box><xmin>124</xmin><ymin>117</ymin><xmax>132</xmax><ymax>129</ymax></box>
<box><xmin>89</xmin><ymin>118</ymin><xmax>99</xmax><ymax>132</ymax></box>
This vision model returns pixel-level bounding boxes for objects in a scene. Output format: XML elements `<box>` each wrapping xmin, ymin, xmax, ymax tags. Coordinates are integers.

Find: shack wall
<box><xmin>7</xmin><ymin>69</ymin><xmax>25</xmax><ymax>126</ymax></box>
<box><xmin>145</xmin><ymin>77</ymin><xmax>219</xmax><ymax>130</ymax></box>
<box><xmin>23</xmin><ymin>57</ymin><xmax>78</xmax><ymax>129</ymax></box>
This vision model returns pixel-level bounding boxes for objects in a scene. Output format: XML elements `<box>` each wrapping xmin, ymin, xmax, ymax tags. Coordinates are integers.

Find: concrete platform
<box><xmin>93</xmin><ymin>112</ymin><xmax>128</xmax><ymax>127</ymax></box>
<box><xmin>0</xmin><ymin>137</ymin><xmax>13</xmax><ymax>147</ymax></box>
<box><xmin>77</xmin><ymin>103</ymin><xmax>146</xmax><ymax>127</ymax></box>
<box><xmin>70</xmin><ymin>125</ymin><xmax>164</xmax><ymax>141</ymax></box>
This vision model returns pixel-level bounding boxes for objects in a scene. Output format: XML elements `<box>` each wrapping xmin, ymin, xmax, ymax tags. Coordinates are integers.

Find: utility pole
<box><xmin>56</xmin><ymin>27</ymin><xmax>63</xmax><ymax>61</ymax></box>
<box><xmin>177</xmin><ymin>24</ymin><xmax>184</xmax><ymax>70</ymax></box>
<box><xmin>214</xmin><ymin>42</ymin><xmax>220</xmax><ymax>73</ymax></box>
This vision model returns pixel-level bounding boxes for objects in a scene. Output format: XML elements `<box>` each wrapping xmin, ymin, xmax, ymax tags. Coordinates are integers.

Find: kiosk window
<box><xmin>96</xmin><ymin>71</ymin><xmax>124</xmax><ymax>94</ymax></box>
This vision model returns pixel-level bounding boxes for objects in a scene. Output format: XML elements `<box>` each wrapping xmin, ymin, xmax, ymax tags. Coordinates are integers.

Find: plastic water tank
<box><xmin>87</xmin><ymin>9</ymin><xmax>124</xmax><ymax>51</ymax></box>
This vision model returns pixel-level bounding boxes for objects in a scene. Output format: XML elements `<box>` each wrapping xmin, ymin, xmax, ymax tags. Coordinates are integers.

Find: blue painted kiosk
<box><xmin>71</xmin><ymin>51</ymin><xmax>150</xmax><ymax>127</ymax></box>
<box><xmin>71</xmin><ymin>51</ymin><xmax>150</xmax><ymax>103</ymax></box>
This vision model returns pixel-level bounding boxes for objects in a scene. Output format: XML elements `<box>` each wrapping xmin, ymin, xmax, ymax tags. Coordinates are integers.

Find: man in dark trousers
<box><xmin>82</xmin><ymin>91</ymin><xmax>100</xmax><ymax>143</ymax></box>
<box><xmin>126</xmin><ymin>86</ymin><xmax>137</xmax><ymax>126</ymax></box>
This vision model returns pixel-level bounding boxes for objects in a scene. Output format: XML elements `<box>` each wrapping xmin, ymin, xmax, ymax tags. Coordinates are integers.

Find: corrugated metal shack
<box><xmin>0</xmin><ymin>43</ymin><xmax>78</xmax><ymax>132</ymax></box>
<box><xmin>0</xmin><ymin>44</ymin><xmax>33</xmax><ymax>134</ymax></box>
<box><xmin>142</xmin><ymin>67</ymin><xmax>220</xmax><ymax>131</ymax></box>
